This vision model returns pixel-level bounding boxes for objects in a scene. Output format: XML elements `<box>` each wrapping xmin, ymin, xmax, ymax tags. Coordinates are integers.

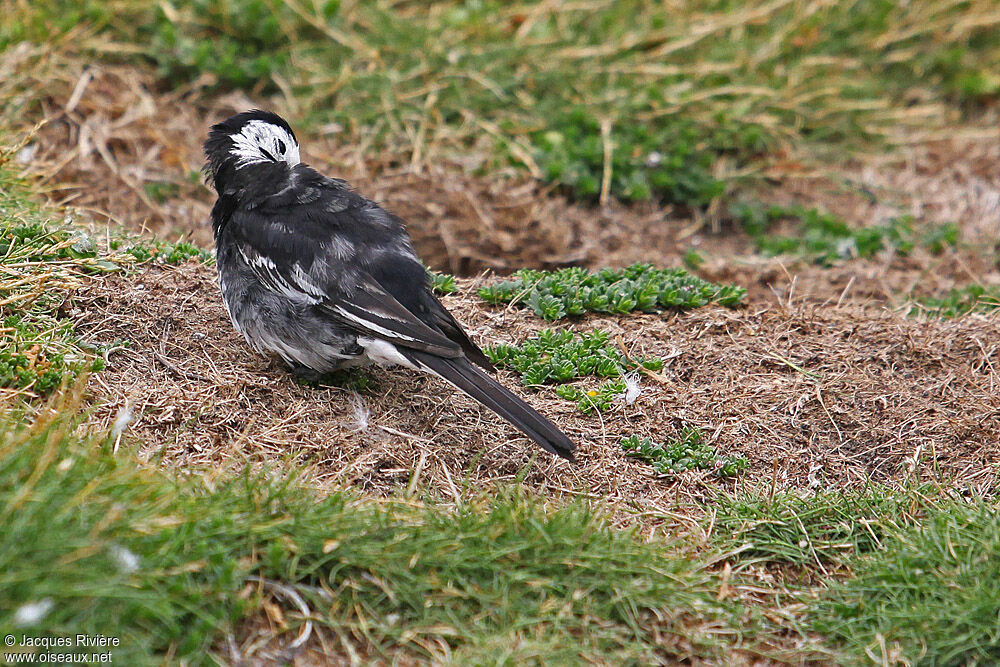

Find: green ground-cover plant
<box><xmin>142</xmin><ymin>0</ymin><xmax>340</xmax><ymax>90</ymax></box>
<box><xmin>108</xmin><ymin>237</ymin><xmax>213</xmax><ymax>264</ymax></box>
<box><xmin>1</xmin><ymin>209</ymin><xmax>207</xmax><ymax>275</ymax></box>
<box><xmin>0</xmin><ymin>157</ymin><xmax>211</xmax><ymax>395</ymax></box>
<box><xmin>0</xmin><ymin>168</ymin><xmax>206</xmax><ymax>280</ymax></box>
<box><xmin>479</xmin><ymin>263</ymin><xmax>745</xmax><ymax>320</ymax></box>
<box><xmin>733</xmin><ymin>202</ymin><xmax>959</xmax><ymax>265</ymax></box>
<box><xmin>0</xmin><ymin>315</ymin><xmax>99</xmax><ymax>395</ymax></box>
<box><xmin>533</xmin><ymin>108</ymin><xmax>766</xmax><ymax>206</ymax></box>
<box><xmin>2</xmin><ymin>221</ymin><xmax>98</xmax><ymax>264</ymax></box>
<box><xmin>622</xmin><ymin>428</ymin><xmax>748</xmax><ymax>478</ymax></box>
<box><xmin>428</xmin><ymin>269</ymin><xmax>457</xmax><ymax>295</ymax></box>
<box><xmin>0</xmin><ymin>168</ymin><xmax>111</xmax><ymax>393</ymax></box>
<box><xmin>142</xmin><ymin>179</ymin><xmax>181</xmax><ymax>203</ymax></box>
<box><xmin>486</xmin><ymin>328</ymin><xmax>661</xmax><ymax>414</ymax></box>
<box><xmin>554</xmin><ymin>380</ymin><xmax>630</xmax><ymax>415</ymax></box>
<box><xmin>921</xmin><ymin>219</ymin><xmax>962</xmax><ymax>254</ymax></box>
<box><xmin>8</xmin><ymin>1</ymin><xmax>1000</xmax><ymax>207</ymax></box>
<box><xmin>0</xmin><ymin>394</ymin><xmax>740</xmax><ymax>665</ymax></box>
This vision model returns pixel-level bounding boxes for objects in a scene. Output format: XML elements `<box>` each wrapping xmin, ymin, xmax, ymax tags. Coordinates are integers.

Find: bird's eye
<box><xmin>276</xmin><ymin>140</ymin><xmax>286</xmax><ymax>153</ymax></box>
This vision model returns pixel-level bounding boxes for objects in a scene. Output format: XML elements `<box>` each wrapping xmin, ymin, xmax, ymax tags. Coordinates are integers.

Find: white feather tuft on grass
<box><xmin>348</xmin><ymin>392</ymin><xmax>370</xmax><ymax>432</ymax></box>
<box><xmin>619</xmin><ymin>370</ymin><xmax>642</xmax><ymax>405</ymax></box>
<box><xmin>111</xmin><ymin>405</ymin><xmax>133</xmax><ymax>438</ymax></box>
<box><xmin>14</xmin><ymin>598</ymin><xmax>54</xmax><ymax>627</ymax></box>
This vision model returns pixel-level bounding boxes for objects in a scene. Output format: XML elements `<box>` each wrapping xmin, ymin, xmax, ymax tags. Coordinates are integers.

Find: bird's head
<box><xmin>203</xmin><ymin>110</ymin><xmax>300</xmax><ymax>192</ymax></box>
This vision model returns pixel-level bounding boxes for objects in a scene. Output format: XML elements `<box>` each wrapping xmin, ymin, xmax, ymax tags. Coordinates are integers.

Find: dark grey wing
<box><xmin>228</xmin><ymin>233</ymin><xmax>463</xmax><ymax>358</ymax></box>
<box><xmin>318</xmin><ymin>273</ymin><xmax>464</xmax><ymax>359</ymax></box>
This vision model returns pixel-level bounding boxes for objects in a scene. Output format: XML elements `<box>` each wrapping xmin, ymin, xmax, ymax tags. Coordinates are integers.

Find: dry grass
<box><xmin>71</xmin><ymin>262</ymin><xmax>1000</xmax><ymax>537</ymax></box>
<box><xmin>4</xmin><ymin>49</ymin><xmax>622</xmax><ymax>272</ymax></box>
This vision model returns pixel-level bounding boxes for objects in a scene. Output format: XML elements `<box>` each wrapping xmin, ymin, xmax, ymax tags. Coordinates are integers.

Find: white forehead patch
<box><xmin>230</xmin><ymin>120</ymin><xmax>301</xmax><ymax>168</ymax></box>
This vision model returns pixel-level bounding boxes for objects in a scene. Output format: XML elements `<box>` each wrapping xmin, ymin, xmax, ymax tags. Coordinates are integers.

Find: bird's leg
<box><xmin>288</xmin><ymin>362</ymin><xmax>324</xmax><ymax>383</ymax></box>
<box><xmin>287</xmin><ymin>360</ymin><xmax>376</xmax><ymax>392</ymax></box>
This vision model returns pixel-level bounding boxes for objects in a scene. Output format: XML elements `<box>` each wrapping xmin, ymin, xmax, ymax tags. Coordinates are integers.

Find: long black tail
<box><xmin>406</xmin><ymin>351</ymin><xmax>576</xmax><ymax>461</ymax></box>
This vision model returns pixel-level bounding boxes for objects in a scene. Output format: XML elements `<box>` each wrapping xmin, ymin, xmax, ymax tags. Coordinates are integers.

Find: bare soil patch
<box><xmin>71</xmin><ymin>262</ymin><xmax>1000</xmax><ymax>531</ymax></box>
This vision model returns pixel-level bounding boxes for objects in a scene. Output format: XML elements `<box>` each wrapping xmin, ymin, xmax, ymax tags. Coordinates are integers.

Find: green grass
<box><xmin>733</xmin><ymin>202</ymin><xmax>959</xmax><ymax>265</ymax></box>
<box><xmin>0</xmin><ymin>163</ymin><xmax>111</xmax><ymax>394</ymax></box>
<box><xmin>0</xmin><ymin>391</ymin><xmax>741</xmax><ymax>664</ymax></box>
<box><xmin>479</xmin><ymin>264</ymin><xmax>745</xmax><ymax>320</ymax></box>
<box><xmin>705</xmin><ymin>486</ymin><xmax>922</xmax><ymax>568</ymax></box>
<box><xmin>486</xmin><ymin>328</ymin><xmax>662</xmax><ymax>414</ymax></box>
<box><xmin>9</xmin><ymin>1</ymin><xmax>1000</xmax><ymax>206</ymax></box>
<box><xmin>910</xmin><ymin>284</ymin><xmax>1000</xmax><ymax>318</ymax></box>
<box><xmin>810</xmin><ymin>494</ymin><xmax>1000</xmax><ymax>664</ymax></box>
<box><xmin>699</xmin><ymin>486</ymin><xmax>1000</xmax><ymax>662</ymax></box>
<box><xmin>622</xmin><ymin>428</ymin><xmax>749</xmax><ymax>478</ymax></box>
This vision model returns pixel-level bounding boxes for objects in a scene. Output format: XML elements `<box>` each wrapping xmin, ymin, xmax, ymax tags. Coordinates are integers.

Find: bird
<box><xmin>203</xmin><ymin>110</ymin><xmax>576</xmax><ymax>461</ymax></box>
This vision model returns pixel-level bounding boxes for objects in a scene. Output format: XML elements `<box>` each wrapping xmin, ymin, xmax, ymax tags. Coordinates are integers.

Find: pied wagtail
<box><xmin>203</xmin><ymin>110</ymin><xmax>576</xmax><ymax>461</ymax></box>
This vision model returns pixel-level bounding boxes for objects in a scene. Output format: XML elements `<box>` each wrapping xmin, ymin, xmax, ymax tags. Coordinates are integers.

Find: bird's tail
<box><xmin>405</xmin><ymin>351</ymin><xmax>576</xmax><ymax>461</ymax></box>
